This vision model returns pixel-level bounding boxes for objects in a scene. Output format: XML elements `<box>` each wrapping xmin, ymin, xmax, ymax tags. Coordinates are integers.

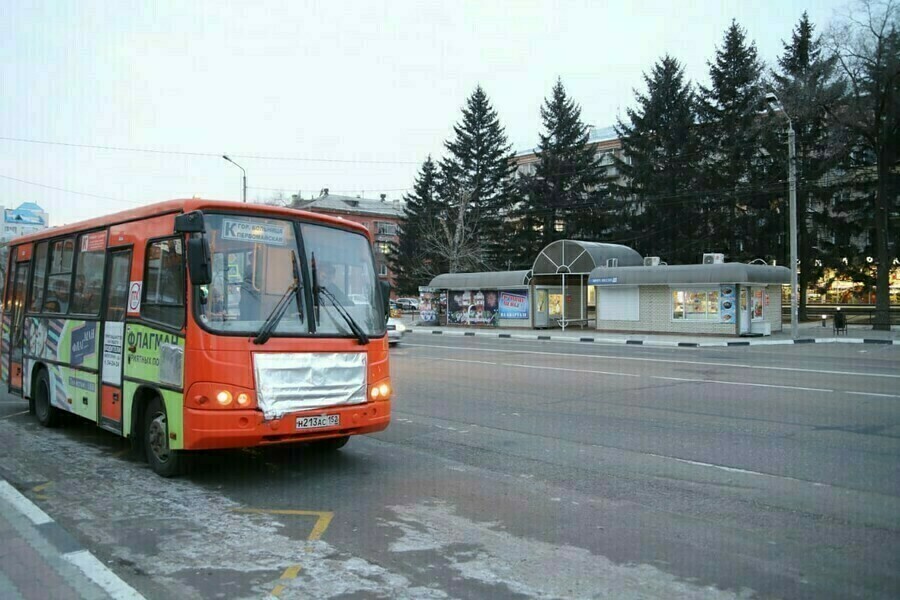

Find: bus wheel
<box><xmin>311</xmin><ymin>436</ymin><xmax>349</xmax><ymax>452</ymax></box>
<box><xmin>34</xmin><ymin>369</ymin><xmax>59</xmax><ymax>428</ymax></box>
<box><xmin>143</xmin><ymin>397</ymin><xmax>183</xmax><ymax>477</ymax></box>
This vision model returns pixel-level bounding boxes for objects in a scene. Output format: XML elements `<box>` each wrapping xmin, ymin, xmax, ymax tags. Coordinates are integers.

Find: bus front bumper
<box><xmin>182</xmin><ymin>401</ymin><xmax>391</xmax><ymax>450</ymax></box>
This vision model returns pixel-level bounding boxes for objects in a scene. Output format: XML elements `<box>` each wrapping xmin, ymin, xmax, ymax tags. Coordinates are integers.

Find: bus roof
<box><xmin>9</xmin><ymin>199</ymin><xmax>373</xmax><ymax>245</ymax></box>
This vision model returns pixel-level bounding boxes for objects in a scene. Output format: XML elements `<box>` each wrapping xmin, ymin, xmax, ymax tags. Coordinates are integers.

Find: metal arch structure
<box><xmin>531</xmin><ymin>240</ymin><xmax>643</xmax><ymax>330</ymax></box>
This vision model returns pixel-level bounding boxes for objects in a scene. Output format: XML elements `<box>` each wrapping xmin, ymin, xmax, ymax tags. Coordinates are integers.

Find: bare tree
<box><xmin>419</xmin><ymin>190</ymin><xmax>488</xmax><ymax>276</ymax></box>
<box><xmin>827</xmin><ymin>0</ymin><xmax>899</xmax><ymax>329</ymax></box>
<box><xmin>264</xmin><ymin>190</ymin><xmax>291</xmax><ymax>207</ymax></box>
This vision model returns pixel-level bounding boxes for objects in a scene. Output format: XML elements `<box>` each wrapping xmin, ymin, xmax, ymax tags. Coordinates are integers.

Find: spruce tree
<box><xmin>698</xmin><ymin>21</ymin><xmax>774</xmax><ymax>262</ymax></box>
<box><xmin>771</xmin><ymin>12</ymin><xmax>845</xmax><ymax>319</ymax></box>
<box><xmin>613</xmin><ymin>55</ymin><xmax>702</xmax><ymax>264</ymax></box>
<box><xmin>389</xmin><ymin>156</ymin><xmax>443</xmax><ymax>294</ymax></box>
<box><xmin>513</xmin><ymin>79</ymin><xmax>604</xmax><ymax>261</ymax></box>
<box><xmin>439</xmin><ymin>86</ymin><xmax>516</xmax><ymax>268</ymax></box>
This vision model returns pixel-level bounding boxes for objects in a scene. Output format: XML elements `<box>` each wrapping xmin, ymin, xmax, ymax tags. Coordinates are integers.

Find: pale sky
<box><xmin>1</xmin><ymin>0</ymin><xmax>847</xmax><ymax>227</ymax></box>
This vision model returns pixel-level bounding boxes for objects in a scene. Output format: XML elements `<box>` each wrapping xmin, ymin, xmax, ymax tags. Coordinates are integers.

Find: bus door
<box><xmin>7</xmin><ymin>260</ymin><xmax>30</xmax><ymax>394</ymax></box>
<box><xmin>99</xmin><ymin>249</ymin><xmax>131</xmax><ymax>434</ymax></box>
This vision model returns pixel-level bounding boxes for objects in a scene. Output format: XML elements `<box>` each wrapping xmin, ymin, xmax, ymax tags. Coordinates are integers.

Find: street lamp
<box><xmin>765</xmin><ymin>91</ymin><xmax>798</xmax><ymax>339</ymax></box>
<box><xmin>222</xmin><ymin>155</ymin><xmax>247</xmax><ymax>203</ymax></box>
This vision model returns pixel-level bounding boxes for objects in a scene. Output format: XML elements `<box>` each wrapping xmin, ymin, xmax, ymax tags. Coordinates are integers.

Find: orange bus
<box><xmin>1</xmin><ymin>200</ymin><xmax>392</xmax><ymax>476</ymax></box>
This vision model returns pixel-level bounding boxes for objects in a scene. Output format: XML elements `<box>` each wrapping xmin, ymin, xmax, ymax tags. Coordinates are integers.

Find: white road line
<box><xmin>846</xmin><ymin>391</ymin><xmax>900</xmax><ymax>399</ymax></box>
<box><xmin>404</xmin><ymin>342</ymin><xmax>900</xmax><ymax>379</ymax></box>
<box><xmin>501</xmin><ymin>363</ymin><xmax>642</xmax><ymax>378</ymax></box>
<box><xmin>440</xmin><ymin>358</ymin><xmax>500</xmax><ymax>366</ymax></box>
<box><xmin>647</xmin><ymin>375</ymin><xmax>834</xmax><ymax>393</ymax></box>
<box><xmin>0</xmin><ymin>410</ymin><xmax>29</xmax><ymax>419</ymax></box>
<box><xmin>0</xmin><ymin>480</ymin><xmax>52</xmax><ymax>525</ymax></box>
<box><xmin>644</xmin><ymin>453</ymin><xmax>829</xmax><ymax>486</ymax></box>
<box><xmin>64</xmin><ymin>550</ymin><xmax>146</xmax><ymax>599</ymax></box>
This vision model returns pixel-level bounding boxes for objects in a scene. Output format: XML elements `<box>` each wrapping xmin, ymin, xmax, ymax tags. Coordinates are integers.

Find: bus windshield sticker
<box><xmin>221</xmin><ymin>219</ymin><xmax>287</xmax><ymax>246</ymax></box>
<box><xmin>128</xmin><ymin>282</ymin><xmax>142</xmax><ymax>313</ymax></box>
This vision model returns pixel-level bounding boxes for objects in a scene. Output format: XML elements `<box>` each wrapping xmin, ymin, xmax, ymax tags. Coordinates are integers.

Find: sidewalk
<box><xmin>0</xmin><ymin>480</ymin><xmax>144</xmax><ymax>600</ymax></box>
<box><xmin>404</xmin><ymin>319</ymin><xmax>900</xmax><ymax>348</ymax></box>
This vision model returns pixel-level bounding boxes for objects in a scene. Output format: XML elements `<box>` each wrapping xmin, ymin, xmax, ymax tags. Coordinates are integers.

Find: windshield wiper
<box><xmin>319</xmin><ymin>285</ymin><xmax>369</xmax><ymax>345</ymax></box>
<box><xmin>310</xmin><ymin>251</ymin><xmax>368</xmax><ymax>344</ymax></box>
<box><xmin>253</xmin><ymin>251</ymin><xmax>302</xmax><ymax>345</ymax></box>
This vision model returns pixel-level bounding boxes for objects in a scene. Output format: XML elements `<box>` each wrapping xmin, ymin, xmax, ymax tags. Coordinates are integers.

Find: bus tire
<box><xmin>33</xmin><ymin>368</ymin><xmax>59</xmax><ymax>428</ymax></box>
<box><xmin>311</xmin><ymin>436</ymin><xmax>349</xmax><ymax>452</ymax></box>
<box><xmin>143</xmin><ymin>397</ymin><xmax>184</xmax><ymax>477</ymax></box>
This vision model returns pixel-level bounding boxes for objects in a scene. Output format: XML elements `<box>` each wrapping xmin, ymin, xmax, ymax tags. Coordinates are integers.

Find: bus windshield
<box><xmin>301</xmin><ymin>222</ymin><xmax>384</xmax><ymax>337</ymax></box>
<box><xmin>197</xmin><ymin>213</ymin><xmax>384</xmax><ymax>337</ymax></box>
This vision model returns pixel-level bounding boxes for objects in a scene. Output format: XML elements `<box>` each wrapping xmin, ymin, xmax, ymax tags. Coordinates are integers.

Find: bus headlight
<box><xmin>216</xmin><ymin>390</ymin><xmax>233</xmax><ymax>406</ymax></box>
<box><xmin>369</xmin><ymin>379</ymin><xmax>391</xmax><ymax>401</ymax></box>
<box><xmin>236</xmin><ymin>393</ymin><xmax>251</xmax><ymax>407</ymax></box>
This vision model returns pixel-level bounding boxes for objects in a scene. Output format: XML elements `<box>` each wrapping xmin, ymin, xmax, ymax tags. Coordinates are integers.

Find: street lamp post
<box><xmin>766</xmin><ymin>92</ymin><xmax>799</xmax><ymax>339</ymax></box>
<box><xmin>222</xmin><ymin>155</ymin><xmax>247</xmax><ymax>203</ymax></box>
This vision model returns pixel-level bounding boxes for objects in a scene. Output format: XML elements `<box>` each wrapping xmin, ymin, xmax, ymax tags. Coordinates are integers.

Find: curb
<box><xmin>0</xmin><ymin>480</ymin><xmax>145</xmax><ymax>599</ymax></box>
<box><xmin>408</xmin><ymin>328</ymin><xmax>899</xmax><ymax>348</ymax></box>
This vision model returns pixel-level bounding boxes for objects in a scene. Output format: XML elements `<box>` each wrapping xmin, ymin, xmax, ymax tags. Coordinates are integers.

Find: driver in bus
<box><xmin>318</xmin><ymin>263</ymin><xmax>351</xmax><ymax>306</ymax></box>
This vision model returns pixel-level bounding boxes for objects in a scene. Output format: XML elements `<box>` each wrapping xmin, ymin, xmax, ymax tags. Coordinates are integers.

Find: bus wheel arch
<box><xmin>132</xmin><ymin>386</ymin><xmax>184</xmax><ymax>477</ymax></box>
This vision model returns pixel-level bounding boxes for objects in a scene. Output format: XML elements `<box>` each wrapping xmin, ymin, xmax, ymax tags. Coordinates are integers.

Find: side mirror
<box><xmin>380</xmin><ymin>281</ymin><xmax>391</xmax><ymax>319</ymax></box>
<box><xmin>187</xmin><ymin>236</ymin><xmax>212</xmax><ymax>286</ymax></box>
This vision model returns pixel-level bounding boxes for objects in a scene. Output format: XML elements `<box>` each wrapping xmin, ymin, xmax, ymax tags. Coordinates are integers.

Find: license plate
<box><xmin>296</xmin><ymin>414</ymin><xmax>339</xmax><ymax>430</ymax></box>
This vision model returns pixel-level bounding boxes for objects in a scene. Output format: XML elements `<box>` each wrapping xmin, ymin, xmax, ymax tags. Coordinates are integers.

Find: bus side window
<box><xmin>142</xmin><ymin>238</ymin><xmax>185</xmax><ymax>329</ymax></box>
<box><xmin>105</xmin><ymin>251</ymin><xmax>131</xmax><ymax>322</ymax></box>
<box><xmin>71</xmin><ymin>232</ymin><xmax>107</xmax><ymax>315</ymax></box>
<box><xmin>28</xmin><ymin>242</ymin><xmax>48</xmax><ymax>313</ymax></box>
<box><xmin>43</xmin><ymin>238</ymin><xmax>75</xmax><ymax>314</ymax></box>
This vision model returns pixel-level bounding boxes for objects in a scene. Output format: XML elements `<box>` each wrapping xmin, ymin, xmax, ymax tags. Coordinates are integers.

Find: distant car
<box><xmin>396</xmin><ymin>298</ymin><xmax>419</xmax><ymax>311</ymax></box>
<box><xmin>387</xmin><ymin>317</ymin><xmax>407</xmax><ymax>345</ymax></box>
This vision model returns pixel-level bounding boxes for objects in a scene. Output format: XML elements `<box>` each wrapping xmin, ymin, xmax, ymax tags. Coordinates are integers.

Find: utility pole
<box><xmin>766</xmin><ymin>92</ymin><xmax>798</xmax><ymax>339</ymax></box>
<box><xmin>787</xmin><ymin>122</ymin><xmax>798</xmax><ymax>339</ymax></box>
<box><xmin>222</xmin><ymin>155</ymin><xmax>247</xmax><ymax>203</ymax></box>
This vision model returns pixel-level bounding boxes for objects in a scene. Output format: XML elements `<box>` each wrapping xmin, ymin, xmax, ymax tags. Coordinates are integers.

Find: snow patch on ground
<box><xmin>384</xmin><ymin>501</ymin><xmax>754</xmax><ymax>600</ymax></box>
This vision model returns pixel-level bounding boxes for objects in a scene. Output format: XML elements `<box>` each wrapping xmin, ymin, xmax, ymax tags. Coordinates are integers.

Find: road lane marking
<box><xmin>501</xmin><ymin>363</ymin><xmax>641</xmax><ymax>378</ymax></box>
<box><xmin>272</xmin><ymin>565</ymin><xmax>302</xmax><ymax>597</ymax></box>
<box><xmin>233</xmin><ymin>508</ymin><xmax>333</xmax><ymax>596</ymax></box>
<box><xmin>502</xmin><ymin>363</ymin><xmax>832</xmax><ymax>392</ymax></box>
<box><xmin>231</xmin><ymin>508</ymin><xmax>334</xmax><ymax>540</ymax></box>
<box><xmin>404</xmin><ymin>342</ymin><xmax>900</xmax><ymax>379</ymax></box>
<box><xmin>31</xmin><ymin>481</ymin><xmax>52</xmax><ymax>501</ymax></box>
<box><xmin>645</xmin><ymin>453</ymin><xmax>828</xmax><ymax>487</ymax></box>
<box><xmin>0</xmin><ymin>410</ymin><xmax>29</xmax><ymax>419</ymax></box>
<box><xmin>846</xmin><ymin>391</ymin><xmax>900</xmax><ymax>399</ymax></box>
<box><xmin>647</xmin><ymin>375</ymin><xmax>834</xmax><ymax>393</ymax></box>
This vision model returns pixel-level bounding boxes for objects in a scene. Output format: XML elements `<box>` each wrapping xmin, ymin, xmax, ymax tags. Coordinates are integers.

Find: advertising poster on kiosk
<box><xmin>418</xmin><ymin>286</ymin><xmax>439</xmax><ymax>325</ymax></box>
<box><xmin>498</xmin><ymin>290</ymin><xmax>529</xmax><ymax>319</ymax></box>
<box><xmin>448</xmin><ymin>290</ymin><xmax>499</xmax><ymax>325</ymax></box>
<box><xmin>719</xmin><ymin>285</ymin><xmax>736</xmax><ymax>323</ymax></box>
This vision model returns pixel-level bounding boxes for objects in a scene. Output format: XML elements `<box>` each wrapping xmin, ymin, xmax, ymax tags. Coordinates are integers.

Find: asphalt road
<box><xmin>1</xmin><ymin>335</ymin><xmax>898</xmax><ymax>599</ymax></box>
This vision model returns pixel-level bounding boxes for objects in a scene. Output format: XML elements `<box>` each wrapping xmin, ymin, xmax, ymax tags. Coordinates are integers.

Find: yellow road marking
<box><xmin>280</xmin><ymin>565</ymin><xmax>302</xmax><ymax>579</ymax></box>
<box><xmin>0</xmin><ymin>410</ymin><xmax>29</xmax><ymax>420</ymax></box>
<box><xmin>233</xmin><ymin>508</ymin><xmax>331</xmax><ymax>595</ymax></box>
<box><xmin>232</xmin><ymin>508</ymin><xmax>334</xmax><ymax>540</ymax></box>
<box><xmin>31</xmin><ymin>481</ymin><xmax>52</xmax><ymax>501</ymax></box>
